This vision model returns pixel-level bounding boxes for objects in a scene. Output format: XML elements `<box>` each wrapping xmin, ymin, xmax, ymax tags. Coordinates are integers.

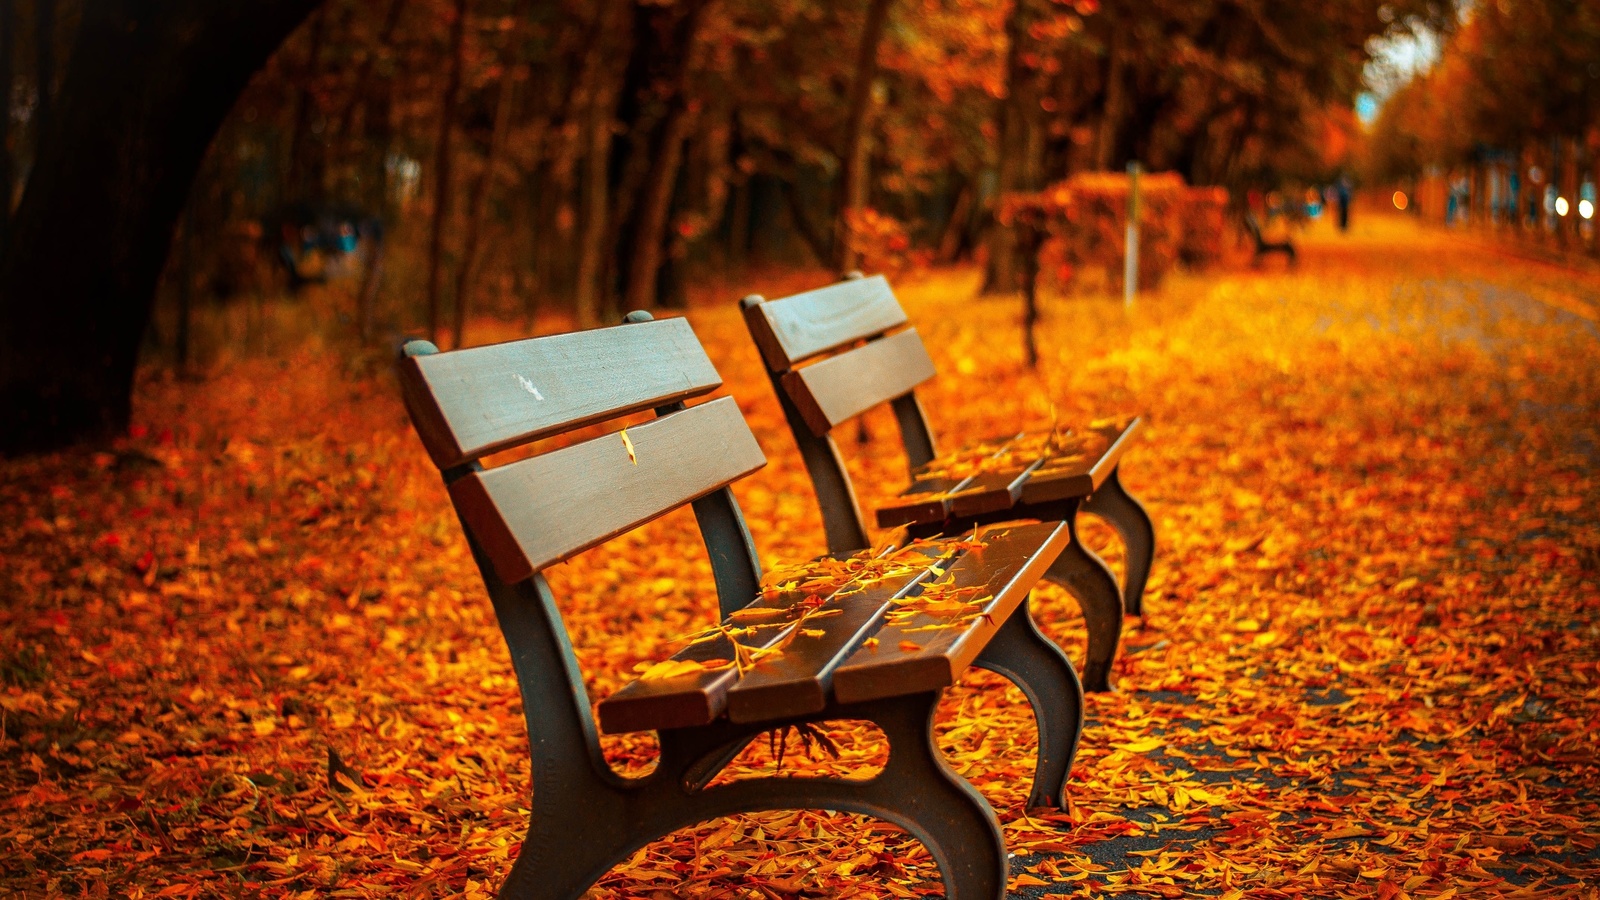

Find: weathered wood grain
<box><xmin>831</xmin><ymin>522</ymin><xmax>1069</xmax><ymax>704</ymax></box>
<box><xmin>448</xmin><ymin>397</ymin><xmax>765</xmax><ymax>584</ymax></box>
<box><xmin>747</xmin><ymin>275</ymin><xmax>908</xmax><ymax>370</ymax></box>
<box><xmin>399</xmin><ymin>317</ymin><xmax>721</xmax><ymax>469</ymax></box>
<box><xmin>722</xmin><ymin>546</ymin><xmax>948</xmax><ymax>723</ymax></box>
<box><xmin>874</xmin><ymin>436</ymin><xmax>1022</xmax><ymax>528</ymax></box>
<box><xmin>780</xmin><ymin>328</ymin><xmax>937</xmax><ymax>437</ymax></box>
<box><xmin>597</xmin><ymin>549</ymin><xmax>937</xmax><ymax>733</ymax></box>
<box><xmin>1018</xmin><ymin>418</ymin><xmax>1142</xmax><ymax>505</ymax></box>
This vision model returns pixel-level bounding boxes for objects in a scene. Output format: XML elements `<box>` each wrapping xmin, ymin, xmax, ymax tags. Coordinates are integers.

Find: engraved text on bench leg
<box><xmin>1081</xmin><ymin>465</ymin><xmax>1156</xmax><ymax>617</ymax></box>
<box><xmin>973</xmin><ymin>597</ymin><xmax>1083</xmax><ymax>809</ymax></box>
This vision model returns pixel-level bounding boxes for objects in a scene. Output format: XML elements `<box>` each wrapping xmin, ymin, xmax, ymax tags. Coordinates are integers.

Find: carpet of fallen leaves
<box><xmin>3</xmin><ymin>216</ymin><xmax>1599</xmax><ymax>899</ymax></box>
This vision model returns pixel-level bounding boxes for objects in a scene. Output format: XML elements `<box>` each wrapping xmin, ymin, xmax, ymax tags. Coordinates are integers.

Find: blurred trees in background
<box><xmin>1364</xmin><ymin>0</ymin><xmax>1600</xmax><ymax>240</ymax></box>
<box><xmin>0</xmin><ymin>0</ymin><xmax>1453</xmax><ymax>452</ymax></box>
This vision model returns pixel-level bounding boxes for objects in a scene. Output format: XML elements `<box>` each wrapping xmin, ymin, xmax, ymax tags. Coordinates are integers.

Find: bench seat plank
<box><xmin>1017</xmin><ymin>418</ymin><xmax>1141</xmax><ymax>505</ymax></box>
<box><xmin>945</xmin><ymin>458</ymin><xmax>1045</xmax><ymax>518</ymax></box>
<box><xmin>598</xmin><ymin>522</ymin><xmax>1069</xmax><ymax>733</ymax></box>
<box><xmin>875</xmin><ymin>435</ymin><xmax>1023</xmax><ymax>528</ymax></box>
<box><xmin>597</xmin><ymin>548</ymin><xmax>940</xmax><ymax>734</ymax></box>
<box><xmin>449</xmin><ymin>397</ymin><xmax>765</xmax><ymax>585</ymax></box>
<box><xmin>722</xmin><ymin>543</ymin><xmax>952</xmax><ymax>723</ymax></box>
<box><xmin>831</xmin><ymin>522</ymin><xmax>1070</xmax><ymax>704</ymax></box>
<box><xmin>874</xmin><ymin>419</ymin><xmax>1141</xmax><ymax>527</ymax></box>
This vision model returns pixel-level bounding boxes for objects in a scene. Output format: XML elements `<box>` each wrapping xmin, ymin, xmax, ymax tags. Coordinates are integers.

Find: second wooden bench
<box><xmin>741</xmin><ymin>273</ymin><xmax>1157</xmax><ymax>692</ymax></box>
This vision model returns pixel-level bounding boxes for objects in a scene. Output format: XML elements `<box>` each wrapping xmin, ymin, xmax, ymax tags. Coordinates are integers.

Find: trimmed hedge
<box><xmin>999</xmin><ymin>173</ymin><xmax>1230</xmax><ymax>292</ymax></box>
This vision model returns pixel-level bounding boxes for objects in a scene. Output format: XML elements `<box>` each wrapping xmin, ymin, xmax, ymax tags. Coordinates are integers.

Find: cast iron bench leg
<box><xmin>1040</xmin><ymin>501</ymin><xmax>1123</xmax><ymax>693</ymax></box>
<box><xmin>500</xmin><ymin>695</ymin><xmax>1008</xmax><ymax>900</ymax></box>
<box><xmin>688</xmin><ymin>695</ymin><xmax>1008</xmax><ymax>900</ymax></box>
<box><xmin>973</xmin><ymin>597</ymin><xmax>1082</xmax><ymax>809</ymax></box>
<box><xmin>1080</xmin><ymin>466</ymin><xmax>1156</xmax><ymax>616</ymax></box>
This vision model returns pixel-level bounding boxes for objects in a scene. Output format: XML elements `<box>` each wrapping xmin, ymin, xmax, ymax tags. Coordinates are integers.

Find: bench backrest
<box><xmin>397</xmin><ymin>316</ymin><xmax>768</xmax><ymax>806</ymax></box>
<box><xmin>741</xmin><ymin>274</ymin><xmax>942</xmax><ymax>554</ymax></box>
<box><xmin>743</xmin><ymin>274</ymin><xmax>937</xmax><ymax>437</ymax></box>
<box><xmin>399</xmin><ymin>317</ymin><xmax>766</xmax><ymax>585</ymax></box>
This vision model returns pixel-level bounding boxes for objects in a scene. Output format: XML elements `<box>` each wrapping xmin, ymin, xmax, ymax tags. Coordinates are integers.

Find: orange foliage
<box><xmin>2</xmin><ymin>222</ymin><xmax>1600</xmax><ymax>898</ymax></box>
<box><xmin>1000</xmin><ymin>173</ymin><xmax>1230</xmax><ymax>293</ymax></box>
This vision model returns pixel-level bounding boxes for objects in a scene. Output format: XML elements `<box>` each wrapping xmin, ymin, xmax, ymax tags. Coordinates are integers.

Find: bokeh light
<box><xmin>1392</xmin><ymin>191</ymin><xmax>1409</xmax><ymax>211</ymax></box>
<box><xmin>1555</xmin><ymin>197</ymin><xmax>1570</xmax><ymax>216</ymax></box>
<box><xmin>1581</xmin><ymin>199</ymin><xmax>1595</xmax><ymax>220</ymax></box>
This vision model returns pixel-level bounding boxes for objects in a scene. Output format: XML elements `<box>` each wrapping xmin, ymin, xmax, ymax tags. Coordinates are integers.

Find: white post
<box><xmin>1125</xmin><ymin>161</ymin><xmax>1141</xmax><ymax>308</ymax></box>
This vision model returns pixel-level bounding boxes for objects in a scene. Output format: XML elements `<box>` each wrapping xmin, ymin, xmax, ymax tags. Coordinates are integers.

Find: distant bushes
<box><xmin>999</xmin><ymin>172</ymin><xmax>1231</xmax><ymax>293</ymax></box>
<box><xmin>840</xmin><ymin>207</ymin><xmax>927</xmax><ymax>277</ymax></box>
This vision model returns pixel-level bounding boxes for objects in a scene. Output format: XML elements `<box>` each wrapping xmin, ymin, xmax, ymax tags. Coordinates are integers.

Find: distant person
<box><xmin>1335</xmin><ymin>174</ymin><xmax>1352</xmax><ymax>232</ymax></box>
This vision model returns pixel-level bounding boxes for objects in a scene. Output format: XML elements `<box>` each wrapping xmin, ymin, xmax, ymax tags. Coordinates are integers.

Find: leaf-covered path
<box><xmin>3</xmin><ymin>218</ymin><xmax>1598</xmax><ymax>898</ymax></box>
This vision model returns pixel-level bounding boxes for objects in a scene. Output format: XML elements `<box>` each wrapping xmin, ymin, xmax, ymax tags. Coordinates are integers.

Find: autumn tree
<box><xmin>0</xmin><ymin>0</ymin><xmax>322</xmax><ymax>455</ymax></box>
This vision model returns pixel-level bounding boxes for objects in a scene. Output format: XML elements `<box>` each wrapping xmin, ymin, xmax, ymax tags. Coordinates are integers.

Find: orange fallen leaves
<box><xmin>2</xmin><ymin>224</ymin><xmax>1599</xmax><ymax>897</ymax></box>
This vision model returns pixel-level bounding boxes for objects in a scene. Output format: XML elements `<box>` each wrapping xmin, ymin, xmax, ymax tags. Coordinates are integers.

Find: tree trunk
<box><xmin>1019</xmin><ymin>223</ymin><xmax>1042</xmax><ymax>369</ymax></box>
<box><xmin>834</xmin><ymin>0</ymin><xmax>892</xmax><ymax>273</ymax></box>
<box><xmin>34</xmin><ymin>0</ymin><xmax>55</xmax><ymax>147</ymax></box>
<box><xmin>426</xmin><ymin>0</ymin><xmax>469</xmax><ymax>345</ymax></box>
<box><xmin>0</xmin><ymin>0</ymin><xmax>322</xmax><ymax>457</ymax></box>
<box><xmin>174</xmin><ymin>208</ymin><xmax>193</xmax><ymax>372</ymax></box>
<box><xmin>604</xmin><ymin>0</ymin><xmax>709</xmax><ymax>313</ymax></box>
<box><xmin>332</xmin><ymin>0</ymin><xmax>406</xmax><ymax>139</ymax></box>
<box><xmin>1094</xmin><ymin>31</ymin><xmax>1128</xmax><ymax>171</ymax></box>
<box><xmin>781</xmin><ymin>177</ymin><xmax>831</xmax><ymax>264</ymax></box>
<box><xmin>981</xmin><ymin>0</ymin><xmax>1037</xmax><ymax>295</ymax></box>
<box><xmin>285</xmin><ymin>6</ymin><xmax>329</xmax><ymax>201</ymax></box>
<box><xmin>0</xmin><ymin>0</ymin><xmax>14</xmax><ymax>259</ymax></box>
<box><xmin>453</xmin><ymin>54</ymin><xmax>520</xmax><ymax>349</ymax></box>
<box><xmin>574</xmin><ymin>92</ymin><xmax>611</xmax><ymax>327</ymax></box>
<box><xmin>621</xmin><ymin>110</ymin><xmax>693</xmax><ymax>314</ymax></box>
<box><xmin>936</xmin><ymin>175</ymin><xmax>973</xmax><ymax>264</ymax></box>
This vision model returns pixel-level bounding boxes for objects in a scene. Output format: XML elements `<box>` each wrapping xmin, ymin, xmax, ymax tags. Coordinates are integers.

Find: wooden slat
<box><xmin>399</xmin><ymin>317</ymin><xmax>721</xmax><ymax>469</ymax></box>
<box><xmin>874</xmin><ymin>436</ymin><xmax>1023</xmax><ymax>528</ymax></box>
<box><xmin>875</xmin><ymin>485</ymin><xmax>955</xmax><ymax>529</ymax></box>
<box><xmin>722</xmin><ymin>545</ymin><xmax>950</xmax><ymax>723</ymax></box>
<box><xmin>831</xmin><ymin>522</ymin><xmax>1070</xmax><ymax>704</ymax></box>
<box><xmin>448</xmin><ymin>397</ymin><xmax>765</xmax><ymax>585</ymax></box>
<box><xmin>749</xmin><ymin>275</ymin><xmax>909</xmax><ymax>370</ymax></box>
<box><xmin>779</xmin><ymin>328</ymin><xmax>937</xmax><ymax>437</ymax></box>
<box><xmin>597</xmin><ymin>550</ymin><xmax>938</xmax><ymax>734</ymax></box>
<box><xmin>1018</xmin><ymin>418</ymin><xmax>1142</xmax><ymax>505</ymax></box>
<box><xmin>945</xmin><ymin>458</ymin><xmax>1045</xmax><ymax>518</ymax></box>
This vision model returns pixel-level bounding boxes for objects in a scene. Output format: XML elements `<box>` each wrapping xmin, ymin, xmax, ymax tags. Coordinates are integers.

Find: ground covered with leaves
<box><xmin>3</xmin><ymin>217</ymin><xmax>1598</xmax><ymax>898</ymax></box>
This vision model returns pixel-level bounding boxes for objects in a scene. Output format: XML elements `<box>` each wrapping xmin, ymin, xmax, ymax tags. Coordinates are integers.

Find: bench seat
<box><xmin>876</xmin><ymin>419</ymin><xmax>1141</xmax><ymax>528</ymax></box>
<box><xmin>599</xmin><ymin>520</ymin><xmax>1068</xmax><ymax>734</ymax></box>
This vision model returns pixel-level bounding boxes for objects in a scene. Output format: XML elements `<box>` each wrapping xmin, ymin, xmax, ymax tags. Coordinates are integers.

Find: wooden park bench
<box><xmin>396</xmin><ymin>312</ymin><xmax>1086</xmax><ymax>900</ymax></box>
<box><xmin>740</xmin><ymin>274</ymin><xmax>1157</xmax><ymax>693</ymax></box>
<box><xmin>1244</xmin><ymin>212</ymin><xmax>1297</xmax><ymax>266</ymax></box>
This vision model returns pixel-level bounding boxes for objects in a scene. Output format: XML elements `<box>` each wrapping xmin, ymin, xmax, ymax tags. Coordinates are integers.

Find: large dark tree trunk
<box><xmin>34</xmin><ymin>0</ymin><xmax>55</xmax><ymax>148</ymax></box>
<box><xmin>0</xmin><ymin>0</ymin><xmax>323</xmax><ymax>457</ymax></box>
<box><xmin>0</xmin><ymin>0</ymin><xmax>14</xmax><ymax>259</ymax></box>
